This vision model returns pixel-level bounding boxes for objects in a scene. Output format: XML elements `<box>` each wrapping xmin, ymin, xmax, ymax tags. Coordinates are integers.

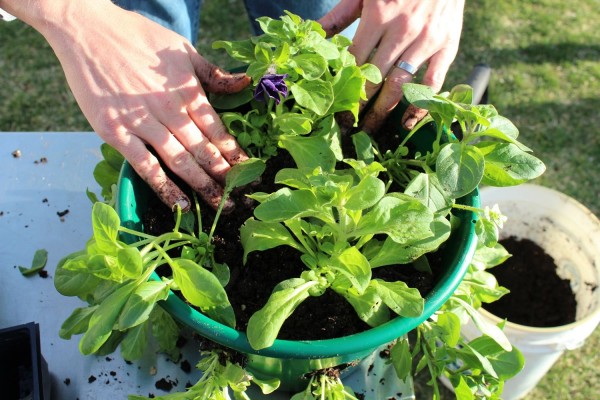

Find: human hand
<box><xmin>21</xmin><ymin>1</ymin><xmax>251</xmax><ymax>212</ymax></box>
<box><xmin>319</xmin><ymin>0</ymin><xmax>464</xmax><ymax>132</ymax></box>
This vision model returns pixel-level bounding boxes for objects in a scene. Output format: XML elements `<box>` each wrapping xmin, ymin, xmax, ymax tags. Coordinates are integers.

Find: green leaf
<box><xmin>279</xmin><ymin>134</ymin><xmax>337</xmax><ymax>172</ymax></box>
<box><xmin>448</xmin><ymin>84</ymin><xmax>473</xmax><ymax>105</ymax></box>
<box><xmin>253</xmin><ymin>188</ymin><xmax>319</xmax><ymax>222</ymax></box>
<box><xmin>436</xmin><ymin>143</ymin><xmax>485</xmax><ymax>198</ymax></box>
<box><xmin>247</xmin><ymin>279</ymin><xmax>316</xmax><ymax>349</ymax></box>
<box><xmin>351</xmin><ymin>131</ymin><xmax>375</xmax><ymax>163</ymax></box>
<box><xmin>212</xmin><ymin>39</ymin><xmax>256</xmax><ymax>64</ymax></box>
<box><xmin>93</xmin><ymin>160</ymin><xmax>120</xmax><ymax>199</ymax></box>
<box><xmin>91</xmin><ymin>202</ymin><xmax>121</xmax><ymax>252</ymax></box>
<box><xmin>452</xmin><ymin>376</ymin><xmax>475</xmax><ymax>400</ymax></box>
<box><xmin>55</xmin><ymin>254</ymin><xmax>103</xmax><ymax>297</ymax></box>
<box><xmin>471</xmin><ymin>243</ymin><xmax>511</xmax><ymax>271</ymax></box>
<box><xmin>100</xmin><ymin>143</ymin><xmax>125</xmax><ymax>171</ymax></box>
<box><xmin>257</xmin><ymin>16</ymin><xmax>286</xmax><ymax>36</ymax></box>
<box><xmin>453</xmin><ymin>297</ymin><xmax>512</xmax><ymax>351</ymax></box>
<box><xmin>436</xmin><ymin>312</ymin><xmax>461</xmax><ymax>347</ymax></box>
<box><xmin>120</xmin><ymin>322</ymin><xmax>149</xmax><ymax>361</ymax></box>
<box><xmin>291</xmin><ymin>53</ymin><xmax>328</xmax><ymax>80</ymax></box>
<box><xmin>117</xmin><ymin>247</ymin><xmax>143</xmax><ymax>279</ymax></box>
<box><xmin>390</xmin><ymin>338</ymin><xmax>412</xmax><ymax>380</ymax></box>
<box><xmin>79</xmin><ymin>281</ymin><xmax>137</xmax><ymax>355</ymax></box>
<box><xmin>150</xmin><ymin>307</ymin><xmax>181</xmax><ymax>361</ymax></box>
<box><xmin>225</xmin><ymin>158</ymin><xmax>266</xmax><ymax>192</ymax></box>
<box><xmin>210</xmin><ymin>89</ymin><xmax>254</xmax><ymax>110</ymax></box>
<box><xmin>171</xmin><ymin>259</ymin><xmax>235</xmax><ymax>328</ymax></box>
<box><xmin>304</xmin><ymin>31</ymin><xmax>340</xmax><ymax>60</ymax></box>
<box><xmin>87</xmin><ymin>254</ymin><xmax>119</xmax><ymax>280</ymax></box>
<box><xmin>178</xmin><ymin>212</ymin><xmax>196</xmax><ymax>235</ymax></box>
<box><xmin>402</xmin><ymin>83</ymin><xmax>457</xmax><ymax>127</ymax></box>
<box><xmin>344</xmin><ymin>175</ymin><xmax>385</xmax><ymax>211</ymax></box>
<box><xmin>405</xmin><ymin>172</ymin><xmax>453</xmax><ymax>215</ymax></box>
<box><xmin>330</xmin><ymin>65</ymin><xmax>364</xmax><ymax>121</ymax></box>
<box><xmin>95</xmin><ymin>330</ymin><xmax>125</xmax><ymax>356</ymax></box>
<box><xmin>371</xmin><ymin>280</ymin><xmax>424</xmax><ymax>317</ymax></box>
<box><xmin>475</xmin><ymin>218</ymin><xmax>500</xmax><ymax>247</ymax></box>
<box><xmin>290</xmin><ymin>80</ymin><xmax>334</xmax><ymax>116</ymax></box>
<box><xmin>468</xmin><ymin>336</ymin><xmax>525</xmax><ymax>380</ymax></box>
<box><xmin>18</xmin><ymin>248</ymin><xmax>48</xmax><ymax>276</ymax></box>
<box><xmin>476</xmin><ymin>141</ymin><xmax>546</xmax><ymax>186</ymax></box>
<box><xmin>86</xmin><ymin>188</ymin><xmax>100</xmax><ymax>204</ymax></box>
<box><xmin>402</xmin><ymin>83</ymin><xmax>436</xmax><ymax>104</ymax></box>
<box><xmin>459</xmin><ymin>342</ymin><xmax>499</xmax><ymax>379</ymax></box>
<box><xmin>273</xmin><ymin>168</ymin><xmax>312</xmax><ymax>189</ymax></box>
<box><xmin>485</xmin><ymin>115</ymin><xmax>520</xmax><ymax>140</ymax></box>
<box><xmin>333</xmin><ymin>282</ymin><xmax>390</xmax><ymax>327</ymax></box>
<box><xmin>251</xmin><ymin>376</ymin><xmax>281</xmax><ymax>395</ymax></box>
<box><xmin>274</xmin><ymin>113</ymin><xmax>313</xmax><ymax>135</ymax></box>
<box><xmin>59</xmin><ymin>306</ymin><xmax>98</xmax><ymax>339</ymax></box>
<box><xmin>330</xmin><ymin>247</ymin><xmax>372</xmax><ymax>294</ymax></box>
<box><xmin>117</xmin><ymin>281</ymin><xmax>170</xmax><ymax>330</ymax></box>
<box><xmin>355</xmin><ymin>195</ymin><xmax>434</xmax><ymax>244</ymax></box>
<box><xmin>240</xmin><ymin>218</ymin><xmax>302</xmax><ymax>263</ymax></box>
<box><xmin>360</xmin><ymin>63</ymin><xmax>382</xmax><ymax>85</ymax></box>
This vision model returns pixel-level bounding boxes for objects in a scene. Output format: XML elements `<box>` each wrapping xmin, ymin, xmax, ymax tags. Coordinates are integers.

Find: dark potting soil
<box><xmin>142</xmin><ymin>149</ymin><xmax>442</xmax><ymax>341</ymax></box>
<box><xmin>484</xmin><ymin>236</ymin><xmax>577</xmax><ymax>327</ymax></box>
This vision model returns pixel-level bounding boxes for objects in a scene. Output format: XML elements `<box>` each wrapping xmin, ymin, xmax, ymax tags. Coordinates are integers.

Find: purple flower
<box><xmin>253</xmin><ymin>73</ymin><xmax>289</xmax><ymax>105</ymax></box>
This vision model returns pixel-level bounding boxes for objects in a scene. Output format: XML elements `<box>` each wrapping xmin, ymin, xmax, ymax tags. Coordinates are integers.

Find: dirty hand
<box><xmin>15</xmin><ymin>0</ymin><xmax>250</xmax><ymax>212</ymax></box>
<box><xmin>319</xmin><ymin>0</ymin><xmax>464</xmax><ymax>132</ymax></box>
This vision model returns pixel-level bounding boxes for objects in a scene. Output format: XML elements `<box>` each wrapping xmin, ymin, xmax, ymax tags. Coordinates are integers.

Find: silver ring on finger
<box><xmin>395</xmin><ymin>60</ymin><xmax>419</xmax><ymax>75</ymax></box>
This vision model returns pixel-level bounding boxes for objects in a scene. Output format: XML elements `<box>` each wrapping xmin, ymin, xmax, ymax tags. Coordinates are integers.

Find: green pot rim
<box><xmin>117</xmin><ymin>161</ymin><xmax>479</xmax><ymax>359</ymax></box>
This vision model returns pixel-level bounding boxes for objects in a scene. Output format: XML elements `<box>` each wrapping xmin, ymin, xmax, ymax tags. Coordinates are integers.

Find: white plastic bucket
<box><xmin>462</xmin><ymin>184</ymin><xmax>600</xmax><ymax>399</ymax></box>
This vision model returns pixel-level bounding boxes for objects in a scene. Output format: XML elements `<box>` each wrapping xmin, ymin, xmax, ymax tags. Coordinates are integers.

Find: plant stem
<box><xmin>400</xmin><ymin>116</ymin><xmax>433</xmax><ymax>148</ymax></box>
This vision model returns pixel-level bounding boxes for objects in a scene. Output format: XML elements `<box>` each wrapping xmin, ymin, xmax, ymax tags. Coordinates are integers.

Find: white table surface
<box><xmin>0</xmin><ymin>132</ymin><xmax>414</xmax><ymax>400</ymax></box>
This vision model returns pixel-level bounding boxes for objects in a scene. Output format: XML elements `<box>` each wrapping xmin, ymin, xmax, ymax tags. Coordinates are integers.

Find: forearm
<box><xmin>0</xmin><ymin>1</ymin><xmax>115</xmax><ymax>40</ymax></box>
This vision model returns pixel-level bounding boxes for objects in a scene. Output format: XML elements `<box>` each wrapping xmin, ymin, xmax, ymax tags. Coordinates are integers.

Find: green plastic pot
<box><xmin>116</xmin><ymin>108</ymin><xmax>480</xmax><ymax>391</ymax></box>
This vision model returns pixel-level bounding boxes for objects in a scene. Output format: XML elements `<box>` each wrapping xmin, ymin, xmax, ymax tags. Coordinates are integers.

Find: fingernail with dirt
<box><xmin>172</xmin><ymin>197</ymin><xmax>190</xmax><ymax>213</ymax></box>
<box><xmin>402</xmin><ymin>105</ymin><xmax>429</xmax><ymax>131</ymax></box>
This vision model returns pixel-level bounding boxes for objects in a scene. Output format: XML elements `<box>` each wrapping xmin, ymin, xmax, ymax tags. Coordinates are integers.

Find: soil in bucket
<box><xmin>484</xmin><ymin>236</ymin><xmax>577</xmax><ymax>327</ymax></box>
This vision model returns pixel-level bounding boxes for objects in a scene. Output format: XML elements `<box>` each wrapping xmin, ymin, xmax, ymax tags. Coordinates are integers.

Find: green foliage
<box><xmin>128</xmin><ymin>349</ymin><xmax>280</xmax><ymax>400</ymax></box>
<box><xmin>395</xmin><ymin>83</ymin><xmax>545</xmax><ymax>200</ymax></box>
<box><xmin>291</xmin><ymin>371</ymin><xmax>359</xmax><ymax>400</ymax></box>
<box><xmin>55</xmin><ymin>159</ymin><xmax>264</xmax><ymax>361</ymax></box>
<box><xmin>213</xmin><ymin>11</ymin><xmax>381</xmax><ymax>165</ymax></box>
<box><xmin>53</xmin><ymin>10</ymin><xmax>547</xmax><ymax>400</ymax></box>
<box><xmin>87</xmin><ymin>143</ymin><xmax>124</xmax><ymax>205</ymax></box>
<box><xmin>242</xmin><ymin>160</ymin><xmax>442</xmax><ymax>349</ymax></box>
<box><xmin>388</xmin><ymin>243</ymin><xmax>525</xmax><ymax>399</ymax></box>
<box><xmin>18</xmin><ymin>248</ymin><xmax>48</xmax><ymax>276</ymax></box>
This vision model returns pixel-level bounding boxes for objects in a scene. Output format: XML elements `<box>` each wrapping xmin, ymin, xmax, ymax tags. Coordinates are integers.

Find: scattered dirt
<box><xmin>484</xmin><ymin>236</ymin><xmax>577</xmax><ymax>327</ymax></box>
<box><xmin>155</xmin><ymin>376</ymin><xmax>178</xmax><ymax>392</ymax></box>
<box><xmin>179</xmin><ymin>360</ymin><xmax>191</xmax><ymax>374</ymax></box>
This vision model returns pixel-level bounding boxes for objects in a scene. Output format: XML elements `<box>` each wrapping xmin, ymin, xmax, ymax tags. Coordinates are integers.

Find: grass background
<box><xmin>1</xmin><ymin>0</ymin><xmax>598</xmax><ymax>398</ymax></box>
